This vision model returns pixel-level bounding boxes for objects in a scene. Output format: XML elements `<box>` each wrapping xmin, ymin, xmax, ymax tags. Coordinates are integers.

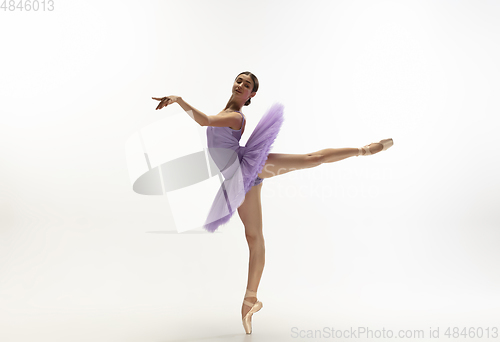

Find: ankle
<box><xmin>358</xmin><ymin>143</ymin><xmax>383</xmax><ymax>156</ymax></box>
<box><xmin>243</xmin><ymin>296</ymin><xmax>257</xmax><ymax>303</ymax></box>
<box><xmin>245</xmin><ymin>288</ymin><xmax>257</xmax><ymax>298</ymax></box>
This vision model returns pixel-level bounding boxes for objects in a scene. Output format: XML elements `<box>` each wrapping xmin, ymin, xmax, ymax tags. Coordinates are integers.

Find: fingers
<box><xmin>156</xmin><ymin>100</ymin><xmax>164</xmax><ymax>110</ymax></box>
<box><xmin>156</xmin><ymin>101</ymin><xmax>166</xmax><ymax>110</ymax></box>
<box><xmin>153</xmin><ymin>97</ymin><xmax>171</xmax><ymax>110</ymax></box>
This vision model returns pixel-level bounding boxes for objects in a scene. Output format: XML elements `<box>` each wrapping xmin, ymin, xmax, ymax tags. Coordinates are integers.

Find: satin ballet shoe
<box><xmin>242</xmin><ymin>288</ymin><xmax>263</xmax><ymax>334</ymax></box>
<box><xmin>357</xmin><ymin>138</ymin><xmax>394</xmax><ymax>156</ymax></box>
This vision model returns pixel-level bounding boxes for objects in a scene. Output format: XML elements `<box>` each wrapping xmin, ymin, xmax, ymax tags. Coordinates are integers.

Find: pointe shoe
<box><xmin>242</xmin><ymin>289</ymin><xmax>263</xmax><ymax>334</ymax></box>
<box><xmin>357</xmin><ymin>138</ymin><xmax>394</xmax><ymax>156</ymax></box>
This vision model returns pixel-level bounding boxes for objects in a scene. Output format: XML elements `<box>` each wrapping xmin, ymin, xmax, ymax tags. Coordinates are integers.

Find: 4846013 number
<box><xmin>445</xmin><ymin>326</ymin><xmax>498</xmax><ymax>339</ymax></box>
<box><xmin>1</xmin><ymin>0</ymin><xmax>54</xmax><ymax>11</ymax></box>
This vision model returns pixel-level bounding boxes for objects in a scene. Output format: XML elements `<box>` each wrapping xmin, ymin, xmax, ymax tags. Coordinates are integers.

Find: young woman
<box><xmin>152</xmin><ymin>71</ymin><xmax>393</xmax><ymax>334</ymax></box>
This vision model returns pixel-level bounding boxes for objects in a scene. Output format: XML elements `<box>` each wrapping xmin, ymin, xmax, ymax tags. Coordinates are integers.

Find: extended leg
<box><xmin>256</xmin><ymin>149</ymin><xmax>356</xmax><ymax>179</ymax></box>
<box><xmin>310</xmin><ymin>140</ymin><xmax>391</xmax><ymax>162</ymax></box>
<box><xmin>257</xmin><ymin>140</ymin><xmax>391</xmax><ymax>179</ymax></box>
<box><xmin>309</xmin><ymin>147</ymin><xmax>360</xmax><ymax>163</ymax></box>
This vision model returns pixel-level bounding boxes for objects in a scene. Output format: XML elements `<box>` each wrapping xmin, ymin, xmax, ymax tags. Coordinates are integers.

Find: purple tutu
<box><xmin>203</xmin><ymin>103</ymin><xmax>285</xmax><ymax>232</ymax></box>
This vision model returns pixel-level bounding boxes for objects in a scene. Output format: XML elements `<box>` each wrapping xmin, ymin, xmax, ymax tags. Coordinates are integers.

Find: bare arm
<box><xmin>176</xmin><ymin>97</ymin><xmax>209</xmax><ymax>126</ymax></box>
<box><xmin>152</xmin><ymin>96</ymin><xmax>241</xmax><ymax>128</ymax></box>
<box><xmin>152</xmin><ymin>96</ymin><xmax>209</xmax><ymax>126</ymax></box>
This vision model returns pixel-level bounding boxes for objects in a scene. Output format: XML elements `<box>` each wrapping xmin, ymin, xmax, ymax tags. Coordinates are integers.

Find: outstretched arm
<box><xmin>152</xmin><ymin>96</ymin><xmax>241</xmax><ymax>128</ymax></box>
<box><xmin>152</xmin><ymin>96</ymin><xmax>209</xmax><ymax>126</ymax></box>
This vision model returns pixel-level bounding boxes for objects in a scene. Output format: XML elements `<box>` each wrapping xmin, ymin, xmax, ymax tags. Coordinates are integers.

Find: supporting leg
<box><xmin>242</xmin><ymin>236</ymin><xmax>265</xmax><ymax>316</ymax></box>
<box><xmin>237</xmin><ymin>182</ymin><xmax>265</xmax><ymax>321</ymax></box>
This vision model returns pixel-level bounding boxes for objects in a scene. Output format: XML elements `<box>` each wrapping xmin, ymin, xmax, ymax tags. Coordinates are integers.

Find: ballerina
<box><xmin>152</xmin><ymin>71</ymin><xmax>393</xmax><ymax>334</ymax></box>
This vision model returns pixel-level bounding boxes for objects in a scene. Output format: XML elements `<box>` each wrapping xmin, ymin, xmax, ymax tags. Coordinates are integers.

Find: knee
<box><xmin>245</xmin><ymin>232</ymin><xmax>265</xmax><ymax>249</ymax></box>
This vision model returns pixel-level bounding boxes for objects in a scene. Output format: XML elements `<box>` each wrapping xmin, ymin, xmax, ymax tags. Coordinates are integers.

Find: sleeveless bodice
<box><xmin>206</xmin><ymin>111</ymin><xmax>246</xmax><ymax>178</ymax></box>
<box><xmin>206</xmin><ymin>111</ymin><xmax>244</xmax><ymax>148</ymax></box>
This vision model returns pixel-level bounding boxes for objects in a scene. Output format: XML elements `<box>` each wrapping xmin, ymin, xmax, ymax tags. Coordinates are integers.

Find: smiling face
<box><xmin>233</xmin><ymin>73</ymin><xmax>256</xmax><ymax>102</ymax></box>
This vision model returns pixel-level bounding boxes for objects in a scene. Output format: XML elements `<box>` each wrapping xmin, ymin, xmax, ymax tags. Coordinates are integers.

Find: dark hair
<box><xmin>236</xmin><ymin>71</ymin><xmax>259</xmax><ymax>106</ymax></box>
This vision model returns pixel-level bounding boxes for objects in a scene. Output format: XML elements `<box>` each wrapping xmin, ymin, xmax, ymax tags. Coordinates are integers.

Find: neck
<box><xmin>224</xmin><ymin>95</ymin><xmax>245</xmax><ymax>112</ymax></box>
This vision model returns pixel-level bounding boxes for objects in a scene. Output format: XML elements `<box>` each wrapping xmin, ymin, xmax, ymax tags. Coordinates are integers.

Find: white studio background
<box><xmin>1</xmin><ymin>1</ymin><xmax>499</xmax><ymax>341</ymax></box>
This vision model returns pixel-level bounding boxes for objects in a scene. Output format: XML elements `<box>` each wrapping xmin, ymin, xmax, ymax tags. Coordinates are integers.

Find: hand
<box><xmin>152</xmin><ymin>96</ymin><xmax>181</xmax><ymax>110</ymax></box>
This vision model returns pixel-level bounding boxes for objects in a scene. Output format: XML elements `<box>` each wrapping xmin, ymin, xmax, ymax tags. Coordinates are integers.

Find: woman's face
<box><xmin>233</xmin><ymin>74</ymin><xmax>255</xmax><ymax>101</ymax></box>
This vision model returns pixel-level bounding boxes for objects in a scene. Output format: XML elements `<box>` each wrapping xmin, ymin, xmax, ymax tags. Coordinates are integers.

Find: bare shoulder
<box><xmin>207</xmin><ymin>110</ymin><xmax>243</xmax><ymax>129</ymax></box>
<box><xmin>222</xmin><ymin>109</ymin><xmax>246</xmax><ymax>120</ymax></box>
